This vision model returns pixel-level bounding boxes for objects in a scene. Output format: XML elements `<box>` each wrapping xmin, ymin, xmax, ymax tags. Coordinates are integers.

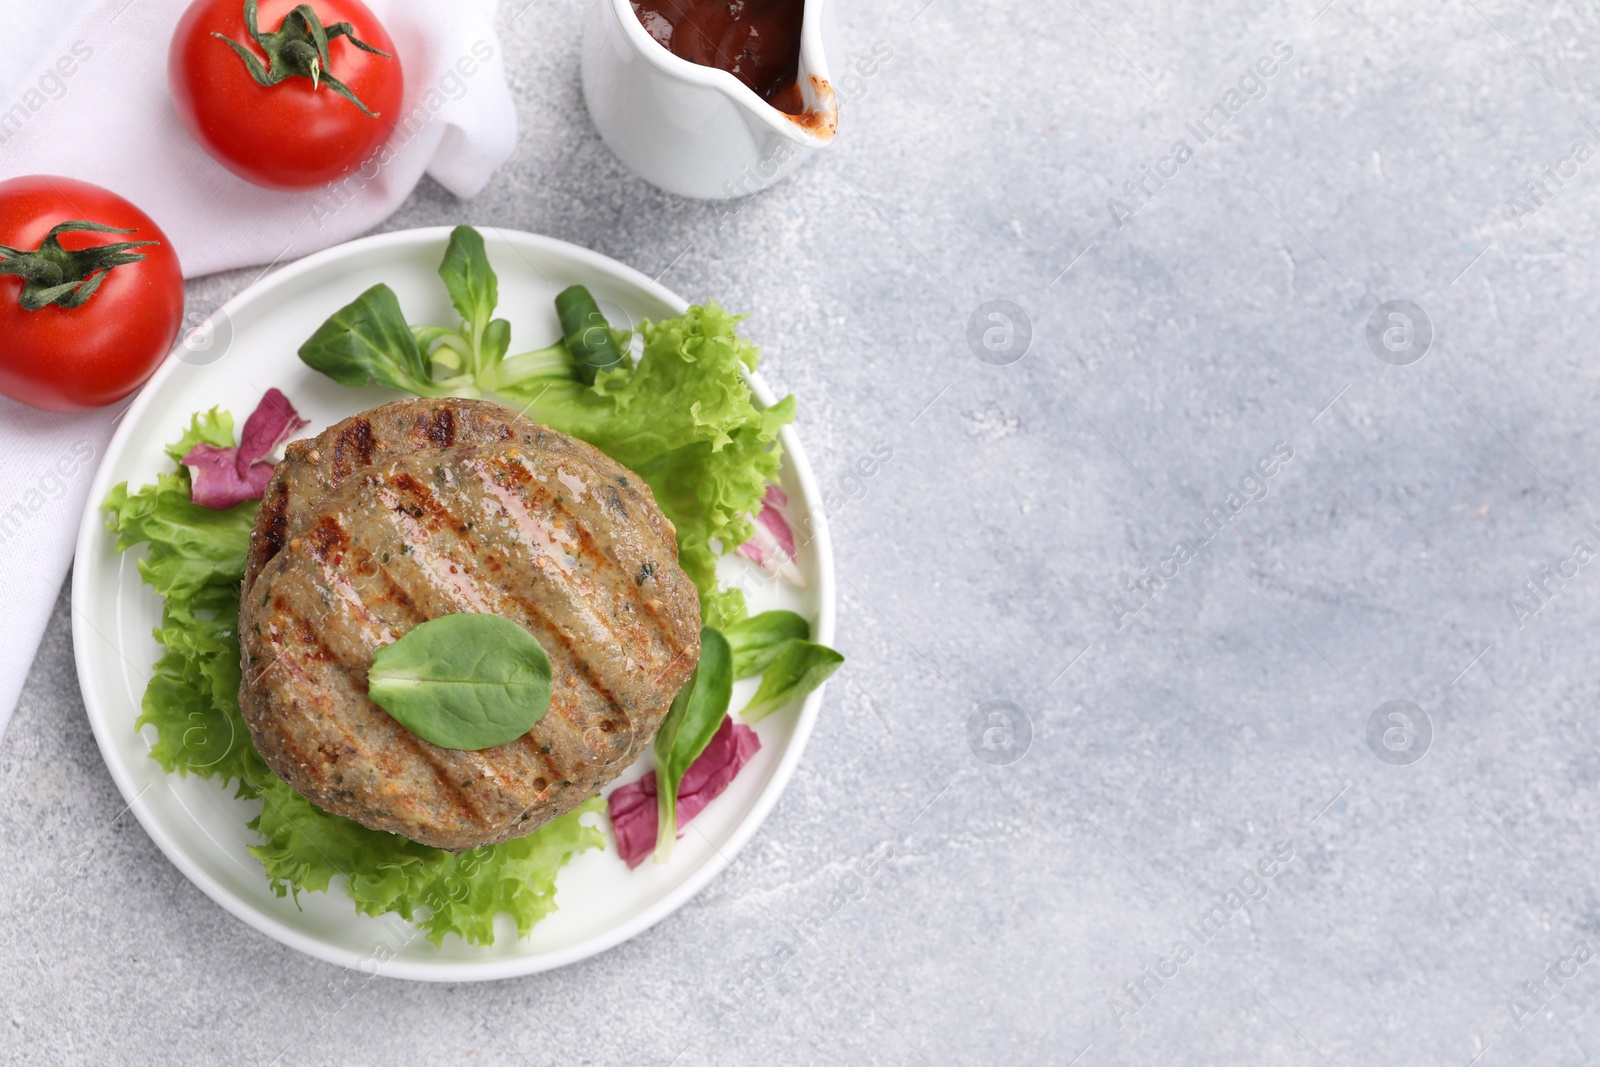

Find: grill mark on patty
<box><xmin>463</xmin><ymin>459</ymin><xmax>651</xmax><ymax>699</ymax></box>
<box><xmin>375</xmin><ymin>567</ymin><xmax>422</xmax><ymax>623</ymax></box>
<box><xmin>630</xmin><ymin>589</ymin><xmax>676</xmax><ymax>656</ymax></box>
<box><xmin>374</xmin><ymin>489</ymin><xmax>507</xmax><ymax>624</ymax></box>
<box><xmin>384</xmin><ymin>471</ymin><xmax>461</xmax><ymax>534</ymax></box>
<box><xmin>284</xmin><ymin>598</ymin><xmax>339</xmax><ymax>665</ymax></box>
<box><xmin>498</xmin><ymin>588</ymin><xmax>628</xmax><ymax>727</ymax></box>
<box><xmin>249</xmin><ymin>404</ymin><xmax>548</xmax><ymax>594</ymax></box>
<box><xmin>331</xmin><ymin>418</ymin><xmax>375</xmax><ymax>479</ymax></box>
<box><xmin>302</xmin><ymin>514</ymin><xmax>351</xmax><ymax>565</ymax></box>
<box><xmin>299</xmin><ymin>545</ymin><xmax>494</xmax><ymax>831</ymax></box>
<box><xmin>488</xmin><ymin>453</ymin><xmax>633</xmax><ymax>578</ymax></box>
<box><xmin>422</xmin><ymin>408</ymin><xmax>456</xmax><ymax>446</ymax></box>
<box><xmin>479</xmin><ymin>449</ymin><xmax>698</xmax><ymax>702</ymax></box>
<box><xmin>562</xmin><ymin>517</ymin><xmax>678</xmax><ymax>663</ymax></box>
<box><xmin>496</xmin><ymin>453</ymin><xmax>664</xmax><ymax>570</ymax></box>
<box><xmin>361</xmin><ymin>495</ymin><xmax>599</xmax><ymax>775</ymax></box>
<box><xmin>393</xmin><ymin>718</ymin><xmax>490</xmax><ymax>828</ymax></box>
<box><xmin>280</xmin><ymin>563</ymin><xmax>370</xmax><ymax>677</ymax></box>
<box><xmin>473</xmin><ymin>465</ymin><xmax>581</xmax><ymax>577</ymax></box>
<box><xmin>253</xmin><ymin>479</ymin><xmax>290</xmax><ymax>585</ymax></box>
<box><xmin>530</xmin><ymin>477</ymin><xmax>687</xmax><ymax>668</ymax></box>
<box><xmin>425</xmin><ymin>563</ymin><xmax>617</xmax><ymax>780</ymax></box>
<box><xmin>477</xmin><ymin>596</ymin><xmax>644</xmax><ymax>765</ymax></box>
<box><xmin>248</xmin><ymin>602</ymin><xmax>339</xmax><ymax>783</ymax></box>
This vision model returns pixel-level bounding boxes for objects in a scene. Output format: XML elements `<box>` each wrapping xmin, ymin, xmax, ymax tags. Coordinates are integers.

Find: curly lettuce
<box><xmin>251</xmin><ymin>778</ymin><xmax>601</xmax><ymax>945</ymax></box>
<box><xmin>103</xmin><ymin>411</ymin><xmax>603</xmax><ymax>946</ymax></box>
<box><xmin>103</xmin><ymin>408</ymin><xmax>266</xmax><ymax>793</ymax></box>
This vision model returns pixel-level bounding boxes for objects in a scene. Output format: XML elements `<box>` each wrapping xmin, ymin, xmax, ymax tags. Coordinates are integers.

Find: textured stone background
<box><xmin>6</xmin><ymin>0</ymin><xmax>1600</xmax><ymax>1063</ymax></box>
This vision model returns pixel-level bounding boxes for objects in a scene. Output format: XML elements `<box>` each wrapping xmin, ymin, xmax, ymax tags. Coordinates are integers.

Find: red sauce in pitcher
<box><xmin>630</xmin><ymin>0</ymin><xmax>807</xmax><ymax>115</ymax></box>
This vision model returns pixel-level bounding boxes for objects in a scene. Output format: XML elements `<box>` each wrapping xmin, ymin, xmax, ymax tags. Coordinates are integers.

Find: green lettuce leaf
<box><xmin>103</xmin><ymin>410</ymin><xmax>603</xmax><ymax>946</ymax></box>
<box><xmin>104</xmin><ymin>408</ymin><xmax>266</xmax><ymax>795</ymax></box>
<box><xmin>501</xmin><ymin>302</ymin><xmax>794</xmax><ymax>627</ymax></box>
<box><xmin>250</xmin><ymin>778</ymin><xmax>604</xmax><ymax>946</ymax></box>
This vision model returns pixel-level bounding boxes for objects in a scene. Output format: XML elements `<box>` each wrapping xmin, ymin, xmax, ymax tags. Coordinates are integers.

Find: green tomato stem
<box><xmin>0</xmin><ymin>220</ymin><xmax>157</xmax><ymax>311</ymax></box>
<box><xmin>211</xmin><ymin>0</ymin><xmax>392</xmax><ymax>117</ymax></box>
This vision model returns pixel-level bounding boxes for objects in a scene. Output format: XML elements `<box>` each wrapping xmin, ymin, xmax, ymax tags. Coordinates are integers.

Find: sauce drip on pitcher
<box><xmin>631</xmin><ymin>0</ymin><xmax>807</xmax><ymax>115</ymax></box>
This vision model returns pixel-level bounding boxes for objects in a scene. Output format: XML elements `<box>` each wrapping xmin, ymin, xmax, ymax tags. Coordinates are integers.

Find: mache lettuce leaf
<box><xmin>103</xmin><ymin>411</ymin><xmax>603</xmax><ymax>946</ymax></box>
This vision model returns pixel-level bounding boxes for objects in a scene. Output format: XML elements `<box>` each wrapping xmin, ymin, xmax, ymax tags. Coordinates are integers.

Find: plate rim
<box><xmin>69</xmin><ymin>225</ymin><xmax>836</xmax><ymax>982</ymax></box>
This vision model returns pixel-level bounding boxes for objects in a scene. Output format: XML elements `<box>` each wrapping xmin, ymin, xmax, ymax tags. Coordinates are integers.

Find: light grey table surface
<box><xmin>6</xmin><ymin>1</ymin><xmax>1600</xmax><ymax>1064</ymax></box>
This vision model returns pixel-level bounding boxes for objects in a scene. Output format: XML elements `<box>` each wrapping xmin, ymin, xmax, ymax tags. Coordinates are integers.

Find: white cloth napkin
<box><xmin>0</xmin><ymin>0</ymin><xmax>517</xmax><ymax>735</ymax></box>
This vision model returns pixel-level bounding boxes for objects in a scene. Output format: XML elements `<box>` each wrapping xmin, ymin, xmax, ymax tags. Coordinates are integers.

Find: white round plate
<box><xmin>71</xmin><ymin>227</ymin><xmax>835</xmax><ymax>982</ymax></box>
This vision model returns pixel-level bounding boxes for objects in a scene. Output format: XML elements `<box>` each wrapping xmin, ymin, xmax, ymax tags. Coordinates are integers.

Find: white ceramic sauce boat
<box><xmin>581</xmin><ymin>0</ymin><xmax>839</xmax><ymax>200</ymax></box>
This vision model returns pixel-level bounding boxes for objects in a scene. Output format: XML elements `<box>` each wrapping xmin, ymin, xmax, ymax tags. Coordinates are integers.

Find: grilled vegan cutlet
<box><xmin>238</xmin><ymin>399</ymin><xmax>702</xmax><ymax>852</ymax></box>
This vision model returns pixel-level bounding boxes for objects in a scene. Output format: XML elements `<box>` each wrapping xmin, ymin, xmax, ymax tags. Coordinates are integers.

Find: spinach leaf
<box><xmin>722</xmin><ymin>610</ymin><xmax>810</xmax><ymax>679</ymax></box>
<box><xmin>368</xmin><ymin>614</ymin><xmax>552</xmax><ymax>750</ymax></box>
<box><xmin>555</xmin><ymin>284</ymin><xmax>627</xmax><ymax>385</ymax></box>
<box><xmin>653</xmin><ymin>627</ymin><xmax>734</xmax><ymax>862</ymax></box>
<box><xmin>738</xmin><ymin>640</ymin><xmax>844</xmax><ymax>723</ymax></box>
<box><xmin>298</xmin><ymin>283</ymin><xmax>442</xmax><ymax>396</ymax></box>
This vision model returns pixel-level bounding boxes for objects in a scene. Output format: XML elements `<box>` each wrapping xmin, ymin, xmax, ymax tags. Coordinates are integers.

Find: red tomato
<box><xmin>169</xmin><ymin>0</ymin><xmax>403</xmax><ymax>190</ymax></box>
<box><xmin>0</xmin><ymin>176</ymin><xmax>185</xmax><ymax>413</ymax></box>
